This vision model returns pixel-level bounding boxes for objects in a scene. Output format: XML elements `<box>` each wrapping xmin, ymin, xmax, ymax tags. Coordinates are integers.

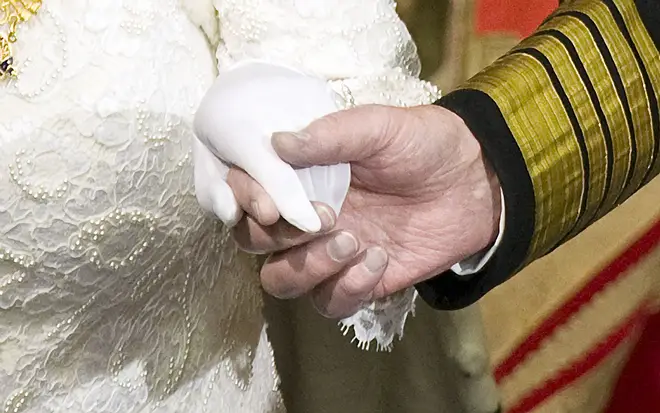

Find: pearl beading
<box><xmin>9</xmin><ymin>149</ymin><xmax>69</xmax><ymax>202</ymax></box>
<box><xmin>9</xmin><ymin>6</ymin><xmax>67</xmax><ymax>100</ymax></box>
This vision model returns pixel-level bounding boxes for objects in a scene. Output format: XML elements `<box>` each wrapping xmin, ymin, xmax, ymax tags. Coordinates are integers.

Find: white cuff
<box><xmin>450</xmin><ymin>189</ymin><xmax>505</xmax><ymax>276</ymax></box>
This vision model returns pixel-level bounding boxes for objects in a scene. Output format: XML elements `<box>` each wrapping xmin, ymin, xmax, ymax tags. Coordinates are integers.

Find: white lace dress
<box><xmin>0</xmin><ymin>1</ymin><xmax>469</xmax><ymax>412</ymax></box>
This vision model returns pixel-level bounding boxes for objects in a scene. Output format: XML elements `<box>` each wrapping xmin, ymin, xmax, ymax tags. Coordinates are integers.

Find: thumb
<box><xmin>272</xmin><ymin>105</ymin><xmax>399</xmax><ymax>167</ymax></box>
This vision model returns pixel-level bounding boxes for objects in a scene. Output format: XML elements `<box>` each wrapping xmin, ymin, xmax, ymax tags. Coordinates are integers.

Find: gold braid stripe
<box><xmin>530</xmin><ymin>13</ymin><xmax>632</xmax><ymax>238</ymax></box>
<box><xmin>461</xmin><ymin>0</ymin><xmax>660</xmax><ymax>263</ymax></box>
<box><xmin>518</xmin><ymin>34</ymin><xmax>607</xmax><ymax>242</ymax></box>
<box><xmin>0</xmin><ymin>0</ymin><xmax>42</xmax><ymax>80</ymax></box>
<box><xmin>611</xmin><ymin>0</ymin><xmax>660</xmax><ymax>179</ymax></box>
<box><xmin>465</xmin><ymin>54</ymin><xmax>581</xmax><ymax>258</ymax></box>
<box><xmin>581</xmin><ymin>0</ymin><xmax>651</xmax><ymax>201</ymax></box>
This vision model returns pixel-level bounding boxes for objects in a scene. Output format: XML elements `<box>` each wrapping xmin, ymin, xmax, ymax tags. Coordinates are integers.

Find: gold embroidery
<box><xmin>460</xmin><ymin>0</ymin><xmax>660</xmax><ymax>264</ymax></box>
<box><xmin>607</xmin><ymin>0</ymin><xmax>660</xmax><ymax>180</ymax></box>
<box><xmin>465</xmin><ymin>55</ymin><xmax>583</xmax><ymax>258</ymax></box>
<box><xmin>0</xmin><ymin>0</ymin><xmax>42</xmax><ymax>80</ymax></box>
<box><xmin>579</xmin><ymin>0</ymin><xmax>649</xmax><ymax>204</ymax></box>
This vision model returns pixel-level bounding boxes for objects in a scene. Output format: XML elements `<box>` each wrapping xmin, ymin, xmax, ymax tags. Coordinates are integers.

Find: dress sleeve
<box><xmin>417</xmin><ymin>0</ymin><xmax>660</xmax><ymax>310</ymax></box>
<box><xmin>210</xmin><ymin>0</ymin><xmax>423</xmax><ymax>79</ymax></box>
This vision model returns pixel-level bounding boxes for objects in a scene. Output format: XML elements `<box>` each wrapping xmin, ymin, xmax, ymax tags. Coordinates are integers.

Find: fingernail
<box><xmin>315</xmin><ymin>205</ymin><xmax>335</xmax><ymax>230</ymax></box>
<box><xmin>250</xmin><ymin>200</ymin><xmax>261</xmax><ymax>222</ymax></box>
<box><xmin>327</xmin><ymin>232</ymin><xmax>358</xmax><ymax>262</ymax></box>
<box><xmin>363</xmin><ymin>248</ymin><xmax>388</xmax><ymax>273</ymax></box>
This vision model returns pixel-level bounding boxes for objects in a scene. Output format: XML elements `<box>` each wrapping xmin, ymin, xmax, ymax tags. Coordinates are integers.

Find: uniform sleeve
<box><xmin>417</xmin><ymin>0</ymin><xmax>660</xmax><ymax>310</ymax></box>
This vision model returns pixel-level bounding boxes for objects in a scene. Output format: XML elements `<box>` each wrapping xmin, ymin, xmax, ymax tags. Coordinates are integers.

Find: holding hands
<box><xmin>194</xmin><ymin>64</ymin><xmax>501</xmax><ymax>318</ymax></box>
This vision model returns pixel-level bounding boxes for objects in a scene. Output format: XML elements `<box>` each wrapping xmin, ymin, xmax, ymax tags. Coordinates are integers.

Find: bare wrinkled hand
<box><xmin>226</xmin><ymin>105</ymin><xmax>501</xmax><ymax>318</ymax></box>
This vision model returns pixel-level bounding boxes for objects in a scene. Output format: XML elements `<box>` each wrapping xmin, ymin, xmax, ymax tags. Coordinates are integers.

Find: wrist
<box><xmin>478</xmin><ymin>154</ymin><xmax>503</xmax><ymax>248</ymax></box>
<box><xmin>453</xmin><ymin>113</ymin><xmax>503</xmax><ymax>259</ymax></box>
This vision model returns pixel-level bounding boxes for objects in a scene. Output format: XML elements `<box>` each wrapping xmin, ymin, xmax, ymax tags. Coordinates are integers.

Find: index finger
<box><xmin>271</xmin><ymin>105</ymin><xmax>399</xmax><ymax>168</ymax></box>
<box><xmin>232</xmin><ymin>203</ymin><xmax>337</xmax><ymax>254</ymax></box>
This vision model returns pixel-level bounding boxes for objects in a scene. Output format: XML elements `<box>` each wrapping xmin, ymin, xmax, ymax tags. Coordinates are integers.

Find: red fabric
<box><xmin>494</xmin><ymin>219</ymin><xmax>660</xmax><ymax>413</ymax></box>
<box><xmin>476</xmin><ymin>0</ymin><xmax>557</xmax><ymax>38</ymax></box>
<box><xmin>605</xmin><ymin>312</ymin><xmax>660</xmax><ymax>413</ymax></box>
<box><xmin>495</xmin><ymin>220</ymin><xmax>660</xmax><ymax>383</ymax></box>
<box><xmin>506</xmin><ymin>306</ymin><xmax>649</xmax><ymax>413</ymax></box>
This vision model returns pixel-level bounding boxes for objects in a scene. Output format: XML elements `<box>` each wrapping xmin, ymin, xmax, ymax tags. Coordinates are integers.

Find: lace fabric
<box><xmin>0</xmin><ymin>1</ymin><xmax>281</xmax><ymax>412</ymax></box>
<box><xmin>0</xmin><ymin>0</ymin><xmax>439</xmax><ymax>412</ymax></box>
<box><xmin>214</xmin><ymin>0</ymin><xmax>423</xmax><ymax>79</ymax></box>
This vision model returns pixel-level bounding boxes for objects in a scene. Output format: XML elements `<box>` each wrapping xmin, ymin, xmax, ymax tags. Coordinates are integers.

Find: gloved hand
<box><xmin>193</xmin><ymin>61</ymin><xmax>350</xmax><ymax>232</ymax></box>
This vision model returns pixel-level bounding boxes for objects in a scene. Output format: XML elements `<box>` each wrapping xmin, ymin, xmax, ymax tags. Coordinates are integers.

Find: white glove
<box><xmin>193</xmin><ymin>61</ymin><xmax>351</xmax><ymax>232</ymax></box>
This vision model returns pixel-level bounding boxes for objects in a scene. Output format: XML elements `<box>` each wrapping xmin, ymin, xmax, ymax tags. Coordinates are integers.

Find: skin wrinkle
<box><xmin>227</xmin><ymin>104</ymin><xmax>502</xmax><ymax>317</ymax></box>
<box><xmin>353</xmin><ymin>159</ymin><xmax>499</xmax><ymax>298</ymax></box>
<box><xmin>351</xmin><ymin>106</ymin><xmax>500</xmax><ymax>297</ymax></box>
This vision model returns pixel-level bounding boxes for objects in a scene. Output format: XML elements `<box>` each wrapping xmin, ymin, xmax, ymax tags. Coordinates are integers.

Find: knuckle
<box><xmin>262</xmin><ymin>246</ymin><xmax>336</xmax><ymax>300</ymax></box>
<box><xmin>291</xmin><ymin>255</ymin><xmax>331</xmax><ymax>290</ymax></box>
<box><xmin>256</xmin><ymin>206</ymin><xmax>279</xmax><ymax>226</ymax></box>
<box><xmin>337</xmin><ymin>275</ymin><xmax>369</xmax><ymax>299</ymax></box>
<box><xmin>370</xmin><ymin>276</ymin><xmax>397</xmax><ymax>301</ymax></box>
<box><xmin>314</xmin><ymin>112</ymin><xmax>343</xmax><ymax>132</ymax></box>
<box><xmin>304</xmin><ymin>238</ymin><xmax>350</xmax><ymax>282</ymax></box>
<box><xmin>260</xmin><ymin>266</ymin><xmax>301</xmax><ymax>299</ymax></box>
<box><xmin>304</xmin><ymin>259</ymin><xmax>334</xmax><ymax>284</ymax></box>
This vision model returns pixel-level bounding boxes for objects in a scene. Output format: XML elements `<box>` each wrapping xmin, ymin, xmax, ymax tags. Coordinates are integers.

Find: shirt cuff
<box><xmin>450</xmin><ymin>188</ymin><xmax>505</xmax><ymax>276</ymax></box>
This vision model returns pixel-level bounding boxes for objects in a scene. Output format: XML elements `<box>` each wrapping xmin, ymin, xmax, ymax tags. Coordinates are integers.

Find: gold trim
<box><xmin>0</xmin><ymin>0</ymin><xmax>42</xmax><ymax>80</ymax></box>
<box><xmin>464</xmin><ymin>51</ymin><xmax>584</xmax><ymax>258</ymax></box>
<box><xmin>459</xmin><ymin>0</ymin><xmax>660</xmax><ymax>263</ymax></box>
<box><xmin>518</xmin><ymin>34</ymin><xmax>605</xmax><ymax>239</ymax></box>
<box><xmin>529</xmin><ymin>14</ymin><xmax>628</xmax><ymax>239</ymax></box>
<box><xmin>581</xmin><ymin>0</ymin><xmax>651</xmax><ymax>202</ymax></box>
<box><xmin>609</xmin><ymin>0</ymin><xmax>660</xmax><ymax>178</ymax></box>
